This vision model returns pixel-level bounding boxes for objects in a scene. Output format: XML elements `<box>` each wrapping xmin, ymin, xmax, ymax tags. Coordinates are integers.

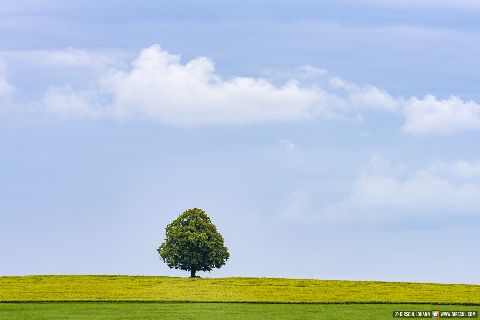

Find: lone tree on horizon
<box><xmin>157</xmin><ymin>208</ymin><xmax>229</xmax><ymax>278</ymax></box>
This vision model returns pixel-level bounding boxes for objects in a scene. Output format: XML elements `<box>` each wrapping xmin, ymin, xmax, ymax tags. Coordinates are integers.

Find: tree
<box><xmin>157</xmin><ymin>208</ymin><xmax>229</xmax><ymax>278</ymax></box>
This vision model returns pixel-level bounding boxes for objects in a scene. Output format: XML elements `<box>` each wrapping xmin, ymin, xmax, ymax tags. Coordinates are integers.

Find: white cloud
<box><xmin>429</xmin><ymin>160</ymin><xmax>480</xmax><ymax>179</ymax></box>
<box><xmin>281</xmin><ymin>158</ymin><xmax>480</xmax><ymax>225</ymax></box>
<box><xmin>329</xmin><ymin>77</ymin><xmax>400</xmax><ymax>112</ymax></box>
<box><xmin>42</xmin><ymin>44</ymin><xmax>399</xmax><ymax>126</ymax></box>
<box><xmin>0</xmin><ymin>48</ymin><xmax>124</xmax><ymax>70</ymax></box>
<box><xmin>402</xmin><ymin>95</ymin><xmax>480</xmax><ymax>135</ymax></box>
<box><xmin>324</xmin><ymin>172</ymin><xmax>480</xmax><ymax>224</ymax></box>
<box><xmin>0</xmin><ymin>44</ymin><xmax>474</xmax><ymax>134</ymax></box>
<box><xmin>43</xmin><ymin>85</ymin><xmax>103</xmax><ymax>118</ymax></box>
<box><xmin>42</xmin><ymin>48</ymin><xmax>120</xmax><ymax>69</ymax></box>
<box><xmin>101</xmin><ymin>45</ymin><xmax>325</xmax><ymax>126</ymax></box>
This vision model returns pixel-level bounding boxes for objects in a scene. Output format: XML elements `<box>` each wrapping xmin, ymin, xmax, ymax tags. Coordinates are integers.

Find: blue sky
<box><xmin>1</xmin><ymin>1</ymin><xmax>480</xmax><ymax>283</ymax></box>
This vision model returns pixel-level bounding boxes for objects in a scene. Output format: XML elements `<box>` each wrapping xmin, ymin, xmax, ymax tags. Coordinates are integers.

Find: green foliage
<box><xmin>157</xmin><ymin>208</ymin><xmax>229</xmax><ymax>277</ymax></box>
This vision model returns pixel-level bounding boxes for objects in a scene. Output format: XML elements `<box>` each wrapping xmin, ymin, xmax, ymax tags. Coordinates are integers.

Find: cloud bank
<box><xmin>281</xmin><ymin>158</ymin><xmax>480</xmax><ymax>225</ymax></box>
<box><xmin>324</xmin><ymin>171</ymin><xmax>480</xmax><ymax>224</ymax></box>
<box><xmin>43</xmin><ymin>44</ymin><xmax>387</xmax><ymax>126</ymax></box>
<box><xmin>1</xmin><ymin>44</ymin><xmax>479</xmax><ymax>134</ymax></box>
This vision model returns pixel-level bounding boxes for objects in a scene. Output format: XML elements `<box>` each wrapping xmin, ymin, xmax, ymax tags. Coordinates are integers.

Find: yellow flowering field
<box><xmin>0</xmin><ymin>276</ymin><xmax>478</xmax><ymax>304</ymax></box>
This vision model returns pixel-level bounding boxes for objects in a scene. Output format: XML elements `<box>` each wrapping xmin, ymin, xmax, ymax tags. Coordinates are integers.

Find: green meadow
<box><xmin>0</xmin><ymin>302</ymin><xmax>478</xmax><ymax>320</ymax></box>
<box><xmin>1</xmin><ymin>276</ymin><xmax>478</xmax><ymax>319</ymax></box>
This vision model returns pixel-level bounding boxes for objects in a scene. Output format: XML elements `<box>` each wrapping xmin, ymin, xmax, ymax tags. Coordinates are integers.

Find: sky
<box><xmin>1</xmin><ymin>1</ymin><xmax>480</xmax><ymax>284</ymax></box>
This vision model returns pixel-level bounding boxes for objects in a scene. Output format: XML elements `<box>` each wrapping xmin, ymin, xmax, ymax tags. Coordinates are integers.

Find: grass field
<box><xmin>1</xmin><ymin>275</ymin><xmax>479</xmax><ymax>304</ymax></box>
<box><xmin>1</xmin><ymin>276</ymin><xmax>479</xmax><ymax>319</ymax></box>
<box><xmin>0</xmin><ymin>302</ymin><xmax>478</xmax><ymax>320</ymax></box>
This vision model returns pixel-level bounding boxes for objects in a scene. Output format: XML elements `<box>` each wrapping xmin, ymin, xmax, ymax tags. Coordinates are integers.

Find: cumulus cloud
<box><xmin>0</xmin><ymin>44</ymin><xmax>475</xmax><ymax>134</ymax></box>
<box><xmin>41</xmin><ymin>44</ymin><xmax>399</xmax><ymax>126</ymax></box>
<box><xmin>101</xmin><ymin>45</ymin><xmax>326</xmax><ymax>125</ymax></box>
<box><xmin>43</xmin><ymin>45</ymin><xmax>324</xmax><ymax>125</ymax></box>
<box><xmin>402</xmin><ymin>95</ymin><xmax>480</xmax><ymax>135</ymax></box>
<box><xmin>329</xmin><ymin>77</ymin><xmax>400</xmax><ymax>112</ymax></box>
<box><xmin>324</xmin><ymin>172</ymin><xmax>480</xmax><ymax>224</ymax></box>
<box><xmin>281</xmin><ymin>158</ymin><xmax>480</xmax><ymax>225</ymax></box>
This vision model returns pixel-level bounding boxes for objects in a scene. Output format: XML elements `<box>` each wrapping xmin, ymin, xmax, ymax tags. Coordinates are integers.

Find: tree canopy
<box><xmin>157</xmin><ymin>208</ymin><xmax>229</xmax><ymax>277</ymax></box>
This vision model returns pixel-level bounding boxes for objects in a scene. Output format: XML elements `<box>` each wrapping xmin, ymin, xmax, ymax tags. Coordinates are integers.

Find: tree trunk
<box><xmin>190</xmin><ymin>269</ymin><xmax>196</xmax><ymax>278</ymax></box>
